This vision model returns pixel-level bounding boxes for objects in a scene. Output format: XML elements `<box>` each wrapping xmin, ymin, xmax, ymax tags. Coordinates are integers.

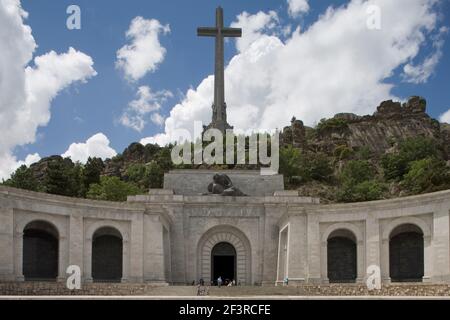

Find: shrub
<box><xmin>402</xmin><ymin>157</ymin><xmax>450</xmax><ymax>194</ymax></box>
<box><xmin>87</xmin><ymin>176</ymin><xmax>142</xmax><ymax>202</ymax></box>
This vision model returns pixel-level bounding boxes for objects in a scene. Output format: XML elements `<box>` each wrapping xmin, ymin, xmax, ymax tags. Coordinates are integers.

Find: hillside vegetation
<box><xmin>3</xmin><ymin>97</ymin><xmax>450</xmax><ymax>203</ymax></box>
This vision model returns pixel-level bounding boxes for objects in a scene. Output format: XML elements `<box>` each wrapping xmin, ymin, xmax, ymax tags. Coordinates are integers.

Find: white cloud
<box><xmin>231</xmin><ymin>11</ymin><xmax>279</xmax><ymax>52</ymax></box>
<box><xmin>440</xmin><ymin>109</ymin><xmax>450</xmax><ymax>124</ymax></box>
<box><xmin>120</xmin><ymin>86</ymin><xmax>172</xmax><ymax>132</ymax></box>
<box><xmin>142</xmin><ymin>0</ymin><xmax>443</xmax><ymax>146</ymax></box>
<box><xmin>0</xmin><ymin>0</ymin><xmax>97</xmax><ymax>179</ymax></box>
<box><xmin>116</xmin><ymin>17</ymin><xmax>170</xmax><ymax>82</ymax></box>
<box><xmin>402</xmin><ymin>26</ymin><xmax>448</xmax><ymax>84</ymax></box>
<box><xmin>287</xmin><ymin>0</ymin><xmax>310</xmax><ymax>17</ymax></box>
<box><xmin>62</xmin><ymin>133</ymin><xmax>117</xmax><ymax>163</ymax></box>
<box><xmin>151</xmin><ymin>113</ymin><xmax>165</xmax><ymax>126</ymax></box>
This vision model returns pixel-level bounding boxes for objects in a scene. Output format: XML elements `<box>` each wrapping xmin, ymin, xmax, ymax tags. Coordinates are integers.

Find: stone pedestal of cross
<box><xmin>198</xmin><ymin>6</ymin><xmax>242</xmax><ymax>134</ymax></box>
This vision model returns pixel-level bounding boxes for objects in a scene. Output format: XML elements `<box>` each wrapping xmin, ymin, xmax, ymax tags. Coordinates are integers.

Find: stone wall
<box><xmin>163</xmin><ymin>170</ymin><xmax>284</xmax><ymax>196</ymax></box>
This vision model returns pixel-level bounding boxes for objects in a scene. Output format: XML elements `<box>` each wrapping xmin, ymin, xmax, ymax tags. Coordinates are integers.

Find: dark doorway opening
<box><xmin>327</xmin><ymin>230</ymin><xmax>357</xmax><ymax>283</ymax></box>
<box><xmin>390</xmin><ymin>224</ymin><xmax>424</xmax><ymax>282</ymax></box>
<box><xmin>92</xmin><ymin>227</ymin><xmax>123</xmax><ymax>282</ymax></box>
<box><xmin>23</xmin><ymin>221</ymin><xmax>59</xmax><ymax>281</ymax></box>
<box><xmin>211</xmin><ymin>242</ymin><xmax>236</xmax><ymax>285</ymax></box>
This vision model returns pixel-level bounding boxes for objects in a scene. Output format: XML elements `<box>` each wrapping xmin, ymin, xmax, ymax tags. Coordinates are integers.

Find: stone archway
<box><xmin>23</xmin><ymin>220</ymin><xmax>59</xmax><ymax>281</ymax></box>
<box><xmin>389</xmin><ymin>224</ymin><xmax>424</xmax><ymax>282</ymax></box>
<box><xmin>381</xmin><ymin>217</ymin><xmax>431</xmax><ymax>283</ymax></box>
<box><xmin>321</xmin><ymin>223</ymin><xmax>364</xmax><ymax>283</ymax></box>
<box><xmin>92</xmin><ymin>227</ymin><xmax>123</xmax><ymax>282</ymax></box>
<box><xmin>197</xmin><ymin>226</ymin><xmax>251</xmax><ymax>285</ymax></box>
<box><xmin>327</xmin><ymin>230</ymin><xmax>357</xmax><ymax>283</ymax></box>
<box><xmin>211</xmin><ymin>242</ymin><xmax>236</xmax><ymax>284</ymax></box>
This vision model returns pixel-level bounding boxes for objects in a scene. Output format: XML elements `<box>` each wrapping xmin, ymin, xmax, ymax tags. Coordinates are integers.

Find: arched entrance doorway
<box><xmin>92</xmin><ymin>227</ymin><xmax>123</xmax><ymax>282</ymax></box>
<box><xmin>389</xmin><ymin>224</ymin><xmax>424</xmax><ymax>282</ymax></box>
<box><xmin>211</xmin><ymin>242</ymin><xmax>236</xmax><ymax>285</ymax></box>
<box><xmin>23</xmin><ymin>221</ymin><xmax>59</xmax><ymax>281</ymax></box>
<box><xmin>197</xmin><ymin>226</ymin><xmax>252</xmax><ymax>285</ymax></box>
<box><xmin>327</xmin><ymin>229</ymin><xmax>357</xmax><ymax>283</ymax></box>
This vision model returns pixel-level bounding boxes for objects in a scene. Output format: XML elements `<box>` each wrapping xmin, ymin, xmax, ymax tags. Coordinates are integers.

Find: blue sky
<box><xmin>1</xmin><ymin>0</ymin><xmax>450</xmax><ymax>177</ymax></box>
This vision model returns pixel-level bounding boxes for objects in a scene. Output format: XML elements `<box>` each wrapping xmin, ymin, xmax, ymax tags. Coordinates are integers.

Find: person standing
<box><xmin>217</xmin><ymin>276</ymin><xmax>223</xmax><ymax>288</ymax></box>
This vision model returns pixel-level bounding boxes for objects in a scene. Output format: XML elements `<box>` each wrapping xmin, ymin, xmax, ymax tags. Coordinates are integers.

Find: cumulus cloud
<box><xmin>402</xmin><ymin>27</ymin><xmax>448</xmax><ymax>84</ymax></box>
<box><xmin>62</xmin><ymin>133</ymin><xmax>117</xmax><ymax>163</ymax></box>
<box><xmin>0</xmin><ymin>0</ymin><xmax>97</xmax><ymax>179</ymax></box>
<box><xmin>287</xmin><ymin>0</ymin><xmax>310</xmax><ymax>17</ymax></box>
<box><xmin>116</xmin><ymin>17</ymin><xmax>170</xmax><ymax>82</ymax></box>
<box><xmin>231</xmin><ymin>11</ymin><xmax>279</xmax><ymax>52</ymax></box>
<box><xmin>440</xmin><ymin>109</ymin><xmax>450</xmax><ymax>124</ymax></box>
<box><xmin>120</xmin><ymin>86</ymin><xmax>172</xmax><ymax>132</ymax></box>
<box><xmin>141</xmin><ymin>0</ymin><xmax>443</xmax><ymax>146</ymax></box>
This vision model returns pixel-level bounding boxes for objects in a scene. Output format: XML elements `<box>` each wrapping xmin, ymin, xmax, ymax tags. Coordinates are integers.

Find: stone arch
<box><xmin>15</xmin><ymin>215</ymin><xmax>68</xmax><ymax>282</ymax></box>
<box><xmin>197</xmin><ymin>225</ymin><xmax>251</xmax><ymax>285</ymax></box>
<box><xmin>322</xmin><ymin>223</ymin><xmax>363</xmax><ymax>243</ymax></box>
<box><xmin>389</xmin><ymin>224</ymin><xmax>424</xmax><ymax>282</ymax></box>
<box><xmin>22</xmin><ymin>220</ymin><xmax>59</xmax><ymax>281</ymax></box>
<box><xmin>84</xmin><ymin>221</ymin><xmax>130</xmax><ymax>283</ymax></box>
<box><xmin>382</xmin><ymin>217</ymin><xmax>430</xmax><ymax>241</ymax></box>
<box><xmin>321</xmin><ymin>223</ymin><xmax>364</xmax><ymax>283</ymax></box>
<box><xmin>92</xmin><ymin>226</ymin><xmax>123</xmax><ymax>282</ymax></box>
<box><xmin>381</xmin><ymin>217</ymin><xmax>431</xmax><ymax>283</ymax></box>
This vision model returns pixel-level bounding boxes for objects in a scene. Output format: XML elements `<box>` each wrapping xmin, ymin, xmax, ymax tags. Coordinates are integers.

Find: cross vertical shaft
<box><xmin>198</xmin><ymin>7</ymin><xmax>242</xmax><ymax>133</ymax></box>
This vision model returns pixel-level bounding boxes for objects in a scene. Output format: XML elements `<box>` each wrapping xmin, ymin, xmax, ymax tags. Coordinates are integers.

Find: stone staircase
<box><xmin>2</xmin><ymin>282</ymin><xmax>450</xmax><ymax>296</ymax></box>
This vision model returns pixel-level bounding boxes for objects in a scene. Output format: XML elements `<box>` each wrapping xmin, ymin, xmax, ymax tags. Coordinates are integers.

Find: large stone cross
<box><xmin>198</xmin><ymin>6</ymin><xmax>242</xmax><ymax>133</ymax></box>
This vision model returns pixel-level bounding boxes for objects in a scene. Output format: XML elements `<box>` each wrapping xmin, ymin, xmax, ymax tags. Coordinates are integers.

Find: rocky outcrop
<box><xmin>281</xmin><ymin>96</ymin><xmax>446</xmax><ymax>159</ymax></box>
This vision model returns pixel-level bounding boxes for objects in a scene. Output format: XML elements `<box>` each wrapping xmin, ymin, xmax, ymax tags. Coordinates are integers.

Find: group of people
<box><xmin>216</xmin><ymin>276</ymin><xmax>236</xmax><ymax>287</ymax></box>
<box><xmin>195</xmin><ymin>277</ymin><xmax>240</xmax><ymax>296</ymax></box>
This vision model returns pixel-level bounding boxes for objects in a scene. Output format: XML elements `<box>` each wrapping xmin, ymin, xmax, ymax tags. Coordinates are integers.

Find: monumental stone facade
<box><xmin>1</xmin><ymin>169</ymin><xmax>450</xmax><ymax>287</ymax></box>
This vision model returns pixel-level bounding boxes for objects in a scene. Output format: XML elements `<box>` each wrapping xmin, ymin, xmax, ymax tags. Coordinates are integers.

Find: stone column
<box><xmin>261</xmin><ymin>204</ymin><xmax>284</xmax><ymax>286</ymax></box>
<box><xmin>68</xmin><ymin>215</ymin><xmax>83</xmax><ymax>275</ymax></box>
<box><xmin>169</xmin><ymin>204</ymin><xmax>187</xmax><ymax>285</ymax></box>
<box><xmin>285</xmin><ymin>212</ymin><xmax>307</xmax><ymax>284</ymax></box>
<box><xmin>129</xmin><ymin>215</ymin><xmax>144</xmax><ymax>283</ymax></box>
<box><xmin>423</xmin><ymin>234</ymin><xmax>432</xmax><ymax>283</ymax></box>
<box><xmin>0</xmin><ymin>207</ymin><xmax>15</xmax><ymax>281</ymax></box>
<box><xmin>83</xmin><ymin>237</ymin><xmax>93</xmax><ymax>283</ymax></box>
<box><xmin>307</xmin><ymin>214</ymin><xmax>322</xmax><ymax>283</ymax></box>
<box><xmin>381</xmin><ymin>237</ymin><xmax>390</xmax><ymax>283</ymax></box>
<box><xmin>320</xmin><ymin>240</ymin><xmax>328</xmax><ymax>283</ymax></box>
<box><xmin>431</xmin><ymin>208</ymin><xmax>450</xmax><ymax>282</ymax></box>
<box><xmin>356</xmin><ymin>240</ymin><xmax>365</xmax><ymax>283</ymax></box>
<box><xmin>57</xmin><ymin>235</ymin><xmax>68</xmax><ymax>282</ymax></box>
<box><xmin>144</xmin><ymin>213</ymin><xmax>167</xmax><ymax>284</ymax></box>
<box><xmin>122</xmin><ymin>237</ymin><xmax>130</xmax><ymax>283</ymax></box>
<box><xmin>365</xmin><ymin>217</ymin><xmax>380</xmax><ymax>283</ymax></box>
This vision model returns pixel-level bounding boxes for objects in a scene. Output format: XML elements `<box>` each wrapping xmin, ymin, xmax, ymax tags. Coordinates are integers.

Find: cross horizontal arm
<box><xmin>197</xmin><ymin>27</ymin><xmax>218</xmax><ymax>37</ymax></box>
<box><xmin>222</xmin><ymin>28</ymin><xmax>242</xmax><ymax>38</ymax></box>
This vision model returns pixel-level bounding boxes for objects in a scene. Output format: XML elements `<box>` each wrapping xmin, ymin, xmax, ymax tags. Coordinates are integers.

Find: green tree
<box><xmin>146</xmin><ymin>161</ymin><xmax>164</xmax><ymax>189</ymax></box>
<box><xmin>3</xmin><ymin>165</ymin><xmax>39</xmax><ymax>191</ymax></box>
<box><xmin>87</xmin><ymin>176</ymin><xmax>142</xmax><ymax>202</ymax></box>
<box><xmin>279</xmin><ymin>146</ymin><xmax>302</xmax><ymax>185</ymax></box>
<box><xmin>402</xmin><ymin>157</ymin><xmax>450</xmax><ymax>194</ymax></box>
<box><xmin>337</xmin><ymin>160</ymin><xmax>385</xmax><ymax>202</ymax></box>
<box><xmin>340</xmin><ymin>160</ymin><xmax>375</xmax><ymax>184</ymax></box>
<box><xmin>337</xmin><ymin>180</ymin><xmax>386</xmax><ymax>203</ymax></box>
<box><xmin>43</xmin><ymin>157</ymin><xmax>81</xmax><ymax>197</ymax></box>
<box><xmin>81</xmin><ymin>157</ymin><xmax>104</xmax><ymax>196</ymax></box>
<box><xmin>382</xmin><ymin>136</ymin><xmax>440</xmax><ymax>181</ymax></box>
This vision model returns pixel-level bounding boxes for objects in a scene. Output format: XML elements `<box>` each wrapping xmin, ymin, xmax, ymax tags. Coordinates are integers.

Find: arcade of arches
<box><xmin>0</xmin><ymin>183</ymin><xmax>449</xmax><ymax>286</ymax></box>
